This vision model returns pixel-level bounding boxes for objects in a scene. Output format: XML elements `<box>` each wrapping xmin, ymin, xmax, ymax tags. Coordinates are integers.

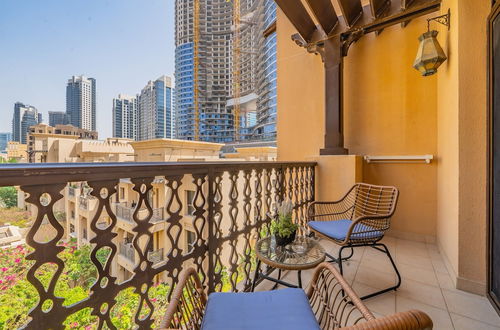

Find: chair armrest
<box><xmin>343</xmin><ymin>215</ymin><xmax>391</xmax><ymax>243</ymax></box>
<box><xmin>159</xmin><ymin>267</ymin><xmax>207</xmax><ymax>330</ymax></box>
<box><xmin>306</xmin><ymin>262</ymin><xmax>375</xmax><ymax>327</ymax></box>
<box><xmin>341</xmin><ymin>310</ymin><xmax>433</xmax><ymax>329</ymax></box>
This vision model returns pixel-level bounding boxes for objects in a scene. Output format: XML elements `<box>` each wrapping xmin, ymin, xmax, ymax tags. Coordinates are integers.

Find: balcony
<box><xmin>119</xmin><ymin>242</ymin><xmax>135</xmax><ymax>263</ymax></box>
<box><xmin>148</xmin><ymin>248</ymin><xmax>164</xmax><ymax>265</ymax></box>
<box><xmin>0</xmin><ymin>161</ymin><xmax>314</xmax><ymax>328</ymax></box>
<box><xmin>115</xmin><ymin>203</ymin><xmax>165</xmax><ymax>224</ymax></box>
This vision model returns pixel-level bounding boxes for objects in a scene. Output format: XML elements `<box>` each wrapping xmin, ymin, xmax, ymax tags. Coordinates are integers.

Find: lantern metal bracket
<box><xmin>427</xmin><ymin>9</ymin><xmax>450</xmax><ymax>31</ymax></box>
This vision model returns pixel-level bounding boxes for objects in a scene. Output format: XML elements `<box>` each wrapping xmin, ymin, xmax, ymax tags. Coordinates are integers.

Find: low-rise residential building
<box><xmin>6</xmin><ymin>141</ymin><xmax>27</xmax><ymax>162</ymax></box>
<box><xmin>50</xmin><ymin>137</ymin><xmax>275</xmax><ymax>283</ymax></box>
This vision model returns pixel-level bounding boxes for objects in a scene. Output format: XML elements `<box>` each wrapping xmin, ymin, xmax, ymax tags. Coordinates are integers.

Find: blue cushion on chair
<box><xmin>309</xmin><ymin>219</ymin><xmax>383</xmax><ymax>241</ymax></box>
<box><xmin>201</xmin><ymin>288</ymin><xmax>320</xmax><ymax>330</ymax></box>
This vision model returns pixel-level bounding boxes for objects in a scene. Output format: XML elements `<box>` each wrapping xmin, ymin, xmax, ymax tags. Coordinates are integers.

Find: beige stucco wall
<box><xmin>436</xmin><ymin>0</ymin><xmax>490</xmax><ymax>293</ymax></box>
<box><xmin>277</xmin><ymin>8</ymin><xmax>438</xmax><ymax>240</ymax></box>
<box><xmin>276</xmin><ymin>1</ymin><xmax>491</xmax><ymax>292</ymax></box>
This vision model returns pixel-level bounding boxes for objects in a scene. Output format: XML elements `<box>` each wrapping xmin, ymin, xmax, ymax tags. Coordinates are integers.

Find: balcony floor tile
<box><xmin>253</xmin><ymin>237</ymin><xmax>500</xmax><ymax>329</ymax></box>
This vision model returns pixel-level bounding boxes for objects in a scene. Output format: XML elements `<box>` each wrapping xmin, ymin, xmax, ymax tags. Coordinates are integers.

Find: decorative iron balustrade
<box><xmin>0</xmin><ymin>161</ymin><xmax>315</xmax><ymax>329</ymax></box>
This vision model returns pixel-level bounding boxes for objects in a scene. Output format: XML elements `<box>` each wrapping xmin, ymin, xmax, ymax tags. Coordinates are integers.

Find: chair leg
<box><xmin>326</xmin><ymin>246</ymin><xmax>354</xmax><ymax>264</ymax></box>
<box><xmin>360</xmin><ymin>243</ymin><xmax>401</xmax><ymax>300</ymax></box>
<box><xmin>338</xmin><ymin>246</ymin><xmax>346</xmax><ymax>275</ymax></box>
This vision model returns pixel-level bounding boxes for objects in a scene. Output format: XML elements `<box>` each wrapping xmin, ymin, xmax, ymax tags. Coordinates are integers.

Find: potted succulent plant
<box><xmin>270</xmin><ymin>200</ymin><xmax>298</xmax><ymax>246</ymax></box>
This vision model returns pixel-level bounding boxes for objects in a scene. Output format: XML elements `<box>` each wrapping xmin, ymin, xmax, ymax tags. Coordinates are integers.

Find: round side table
<box><xmin>251</xmin><ymin>236</ymin><xmax>325</xmax><ymax>291</ymax></box>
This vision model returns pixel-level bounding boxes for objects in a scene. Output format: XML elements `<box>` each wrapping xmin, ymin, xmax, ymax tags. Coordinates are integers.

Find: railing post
<box><xmin>207</xmin><ymin>167</ymin><xmax>215</xmax><ymax>293</ymax></box>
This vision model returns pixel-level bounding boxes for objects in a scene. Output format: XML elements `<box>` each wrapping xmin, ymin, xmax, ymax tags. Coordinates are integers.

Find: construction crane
<box><xmin>231</xmin><ymin>0</ymin><xmax>241</xmax><ymax>141</ymax></box>
<box><xmin>193</xmin><ymin>0</ymin><xmax>200</xmax><ymax>140</ymax></box>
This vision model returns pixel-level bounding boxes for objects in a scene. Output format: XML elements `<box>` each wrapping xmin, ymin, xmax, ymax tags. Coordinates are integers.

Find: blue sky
<box><xmin>0</xmin><ymin>0</ymin><xmax>175</xmax><ymax>138</ymax></box>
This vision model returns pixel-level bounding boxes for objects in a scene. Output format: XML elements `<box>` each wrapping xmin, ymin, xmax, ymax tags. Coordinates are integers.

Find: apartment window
<box><xmin>119</xmin><ymin>187</ymin><xmax>125</xmax><ymax>200</ymax></box>
<box><xmin>186</xmin><ymin>190</ymin><xmax>195</xmax><ymax>216</ymax></box>
<box><xmin>185</xmin><ymin>229</ymin><xmax>196</xmax><ymax>253</ymax></box>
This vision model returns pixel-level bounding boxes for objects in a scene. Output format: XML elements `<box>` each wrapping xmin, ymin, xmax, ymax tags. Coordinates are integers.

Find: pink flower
<box><xmin>151</xmin><ymin>298</ymin><xmax>157</xmax><ymax>302</ymax></box>
<box><xmin>14</xmin><ymin>258</ymin><xmax>21</xmax><ymax>263</ymax></box>
<box><xmin>1</xmin><ymin>267</ymin><xmax>8</xmax><ymax>272</ymax></box>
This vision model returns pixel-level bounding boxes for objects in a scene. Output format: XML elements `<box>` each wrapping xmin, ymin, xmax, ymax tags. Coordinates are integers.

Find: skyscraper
<box><xmin>113</xmin><ymin>94</ymin><xmax>138</xmax><ymax>140</ymax></box>
<box><xmin>174</xmin><ymin>0</ymin><xmax>277</xmax><ymax>142</ymax></box>
<box><xmin>48</xmin><ymin>111</ymin><xmax>69</xmax><ymax>126</ymax></box>
<box><xmin>11</xmin><ymin>102</ymin><xmax>42</xmax><ymax>144</ymax></box>
<box><xmin>138</xmin><ymin>76</ymin><xmax>174</xmax><ymax>141</ymax></box>
<box><xmin>254</xmin><ymin>0</ymin><xmax>277</xmax><ymax>140</ymax></box>
<box><xmin>66</xmin><ymin>76</ymin><xmax>96</xmax><ymax>131</ymax></box>
<box><xmin>0</xmin><ymin>132</ymin><xmax>12</xmax><ymax>152</ymax></box>
<box><xmin>175</xmin><ymin>0</ymin><xmax>233</xmax><ymax>142</ymax></box>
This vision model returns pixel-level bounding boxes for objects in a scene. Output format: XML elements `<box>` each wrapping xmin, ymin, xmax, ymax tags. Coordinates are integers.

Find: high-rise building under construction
<box><xmin>174</xmin><ymin>0</ymin><xmax>277</xmax><ymax>143</ymax></box>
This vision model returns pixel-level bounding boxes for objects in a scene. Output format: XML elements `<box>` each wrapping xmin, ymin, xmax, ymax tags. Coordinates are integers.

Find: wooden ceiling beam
<box><xmin>337</xmin><ymin>0</ymin><xmax>364</xmax><ymax>27</ymax></box>
<box><xmin>305</xmin><ymin>0</ymin><xmax>339</xmax><ymax>35</ymax></box>
<box><xmin>351</xmin><ymin>0</ymin><xmax>441</xmax><ymax>34</ymax></box>
<box><xmin>274</xmin><ymin>0</ymin><xmax>317</xmax><ymax>42</ymax></box>
<box><xmin>370</xmin><ymin>0</ymin><xmax>392</xmax><ymax>19</ymax></box>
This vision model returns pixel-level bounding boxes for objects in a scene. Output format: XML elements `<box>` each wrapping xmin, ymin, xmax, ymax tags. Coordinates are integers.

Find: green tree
<box><xmin>0</xmin><ymin>187</ymin><xmax>17</xmax><ymax>208</ymax></box>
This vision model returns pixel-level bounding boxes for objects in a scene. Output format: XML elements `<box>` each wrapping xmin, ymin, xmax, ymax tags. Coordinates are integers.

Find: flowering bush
<box><xmin>0</xmin><ymin>240</ymin><xmax>171</xmax><ymax>329</ymax></box>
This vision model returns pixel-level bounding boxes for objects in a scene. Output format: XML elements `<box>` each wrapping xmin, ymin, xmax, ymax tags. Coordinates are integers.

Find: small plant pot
<box><xmin>274</xmin><ymin>231</ymin><xmax>296</xmax><ymax>247</ymax></box>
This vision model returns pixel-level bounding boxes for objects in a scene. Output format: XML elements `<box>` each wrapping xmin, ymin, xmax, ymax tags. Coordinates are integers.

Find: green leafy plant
<box><xmin>0</xmin><ymin>187</ymin><xmax>17</xmax><ymax>208</ymax></box>
<box><xmin>270</xmin><ymin>200</ymin><xmax>297</xmax><ymax>238</ymax></box>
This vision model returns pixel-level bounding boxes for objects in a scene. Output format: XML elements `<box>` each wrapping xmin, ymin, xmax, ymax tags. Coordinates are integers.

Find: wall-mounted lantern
<box><xmin>413</xmin><ymin>9</ymin><xmax>451</xmax><ymax>76</ymax></box>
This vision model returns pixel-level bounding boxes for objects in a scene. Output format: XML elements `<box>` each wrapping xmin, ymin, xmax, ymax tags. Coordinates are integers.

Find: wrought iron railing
<box><xmin>0</xmin><ymin>161</ymin><xmax>315</xmax><ymax>328</ymax></box>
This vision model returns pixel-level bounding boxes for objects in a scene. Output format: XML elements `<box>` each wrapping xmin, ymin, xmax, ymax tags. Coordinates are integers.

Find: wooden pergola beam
<box><xmin>337</xmin><ymin>0</ymin><xmax>364</xmax><ymax>27</ymax></box>
<box><xmin>304</xmin><ymin>0</ymin><xmax>339</xmax><ymax>35</ymax></box>
<box><xmin>274</xmin><ymin>0</ymin><xmax>317</xmax><ymax>42</ymax></box>
<box><xmin>275</xmin><ymin>0</ymin><xmax>442</xmax><ymax>155</ymax></box>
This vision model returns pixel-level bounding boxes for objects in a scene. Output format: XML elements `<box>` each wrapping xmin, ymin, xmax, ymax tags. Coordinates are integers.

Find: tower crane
<box><xmin>193</xmin><ymin>0</ymin><xmax>200</xmax><ymax>140</ymax></box>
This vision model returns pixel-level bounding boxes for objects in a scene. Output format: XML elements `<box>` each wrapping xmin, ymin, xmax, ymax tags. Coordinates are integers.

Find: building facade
<box><xmin>113</xmin><ymin>94</ymin><xmax>138</xmax><ymax>140</ymax></box>
<box><xmin>174</xmin><ymin>0</ymin><xmax>277</xmax><ymax>142</ymax></box>
<box><xmin>254</xmin><ymin>0</ymin><xmax>277</xmax><ymax>140</ymax></box>
<box><xmin>6</xmin><ymin>141</ymin><xmax>27</xmax><ymax>161</ymax></box>
<box><xmin>0</xmin><ymin>132</ymin><xmax>12</xmax><ymax>152</ymax></box>
<box><xmin>66</xmin><ymin>76</ymin><xmax>96</xmax><ymax>131</ymax></box>
<box><xmin>48</xmin><ymin>111</ymin><xmax>69</xmax><ymax>126</ymax></box>
<box><xmin>27</xmin><ymin>123</ymin><xmax>98</xmax><ymax>162</ymax></box>
<box><xmin>138</xmin><ymin>76</ymin><xmax>174</xmax><ymax>141</ymax></box>
<box><xmin>11</xmin><ymin>102</ymin><xmax>42</xmax><ymax>144</ymax></box>
<box><xmin>174</xmin><ymin>0</ymin><xmax>234</xmax><ymax>142</ymax></box>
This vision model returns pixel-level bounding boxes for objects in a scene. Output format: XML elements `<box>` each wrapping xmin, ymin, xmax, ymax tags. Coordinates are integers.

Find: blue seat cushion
<box><xmin>309</xmin><ymin>219</ymin><xmax>383</xmax><ymax>241</ymax></box>
<box><xmin>201</xmin><ymin>288</ymin><xmax>320</xmax><ymax>330</ymax></box>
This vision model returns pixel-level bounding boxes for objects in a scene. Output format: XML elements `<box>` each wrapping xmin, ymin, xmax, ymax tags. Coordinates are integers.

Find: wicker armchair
<box><xmin>160</xmin><ymin>263</ymin><xmax>432</xmax><ymax>330</ymax></box>
<box><xmin>307</xmin><ymin>183</ymin><xmax>400</xmax><ymax>299</ymax></box>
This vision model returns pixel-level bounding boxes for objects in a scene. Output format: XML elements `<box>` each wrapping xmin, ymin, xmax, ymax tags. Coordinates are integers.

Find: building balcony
<box><xmin>115</xmin><ymin>203</ymin><xmax>164</xmax><ymax>225</ymax></box>
<box><xmin>119</xmin><ymin>242</ymin><xmax>135</xmax><ymax>263</ymax></box>
<box><xmin>0</xmin><ymin>161</ymin><xmax>315</xmax><ymax>328</ymax></box>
